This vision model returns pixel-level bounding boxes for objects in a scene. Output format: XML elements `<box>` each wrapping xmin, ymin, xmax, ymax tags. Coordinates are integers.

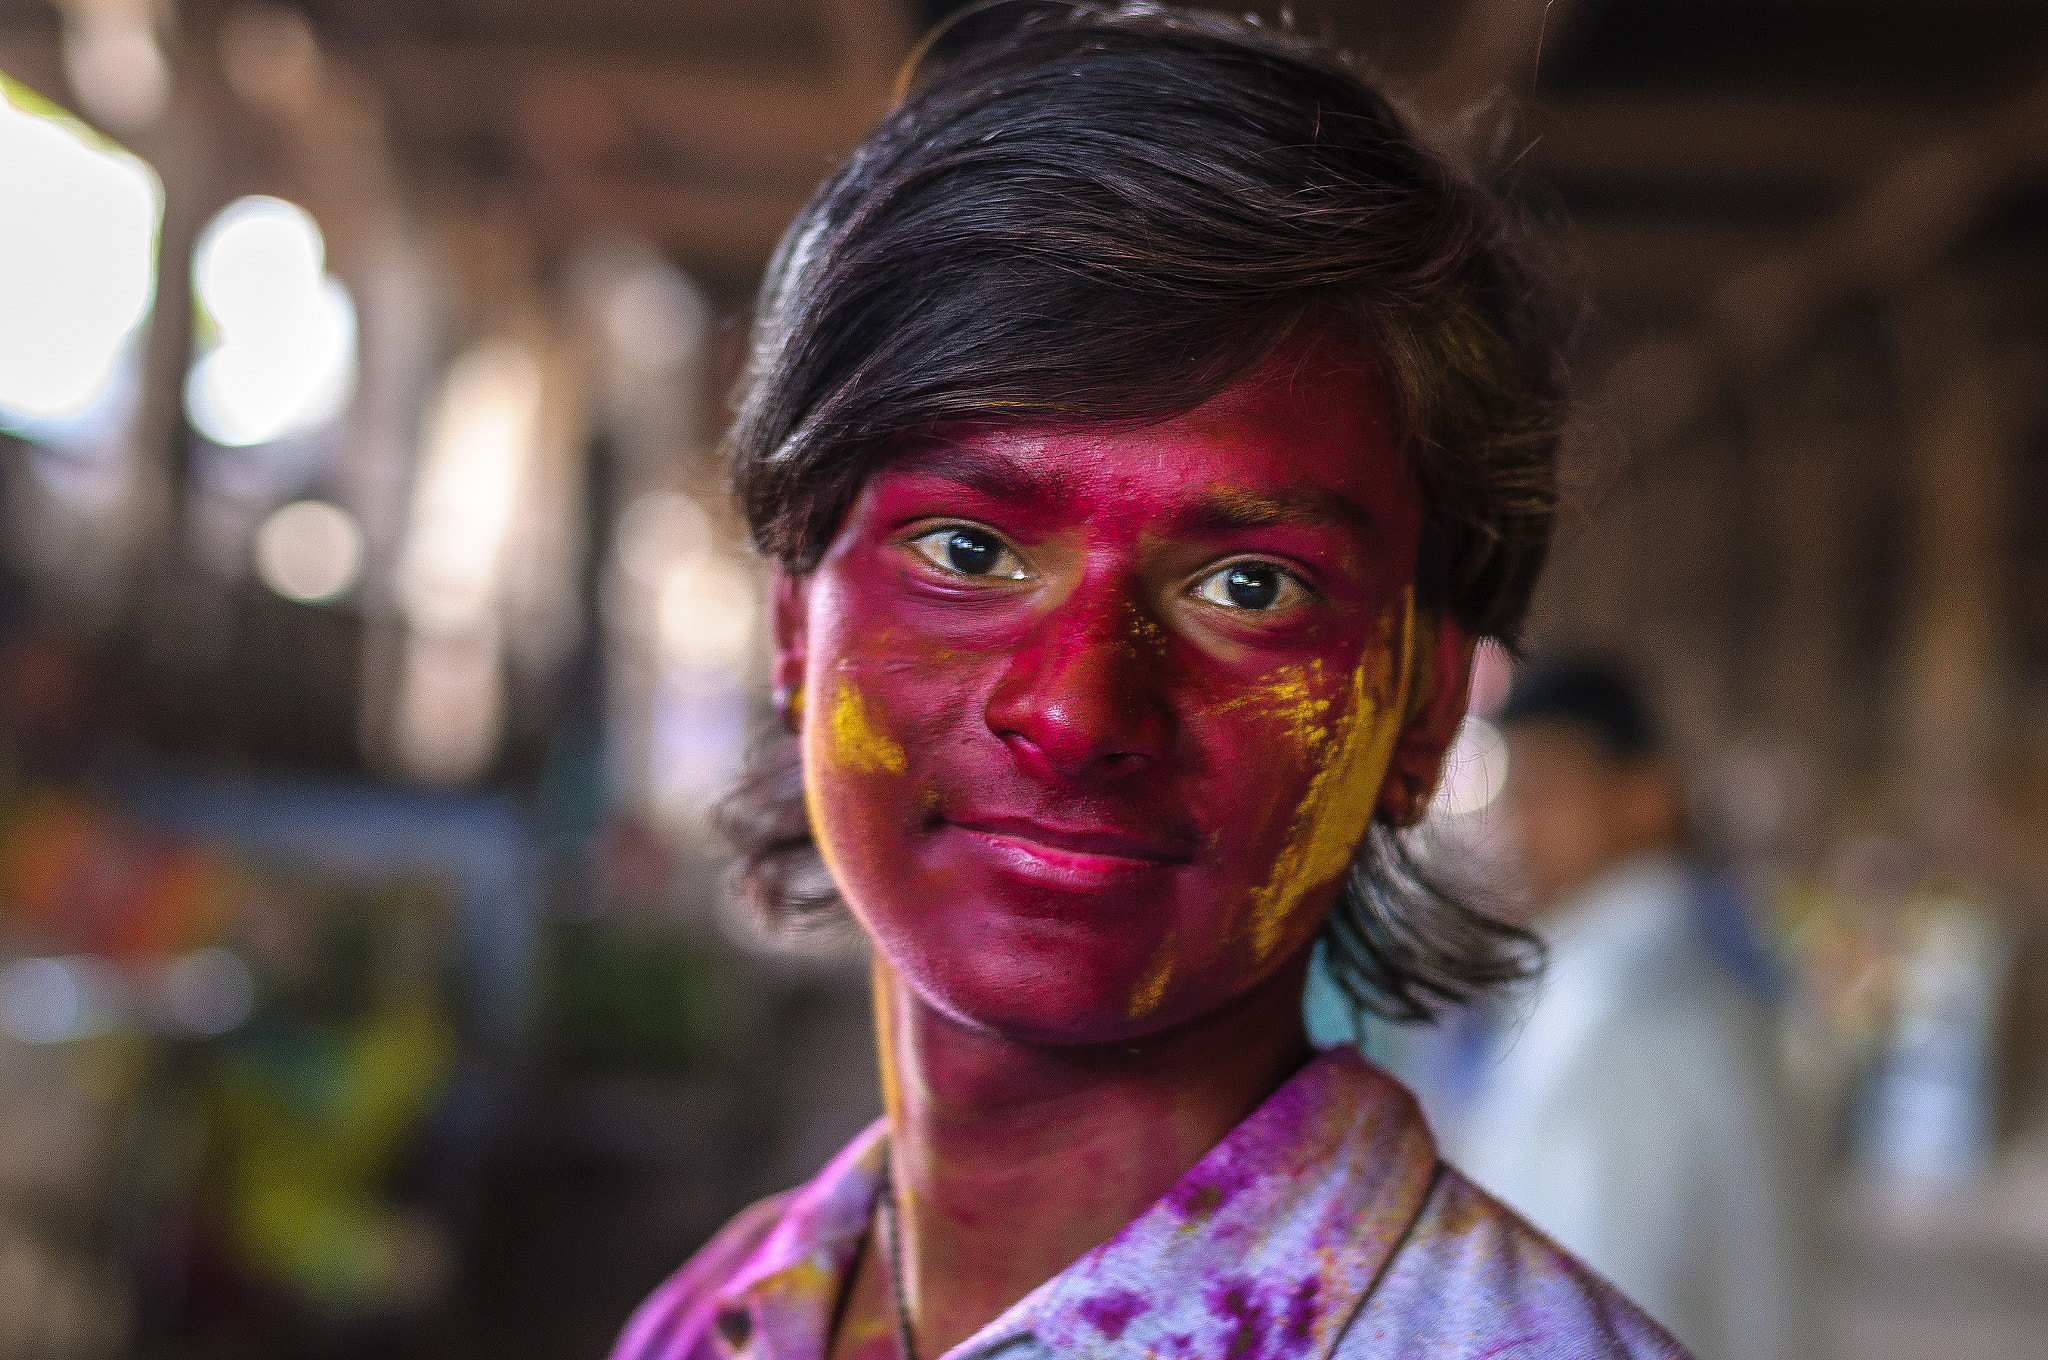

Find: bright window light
<box><xmin>0</xmin><ymin>76</ymin><xmax>161</xmax><ymax>427</ymax></box>
<box><xmin>186</xmin><ymin>195</ymin><xmax>357</xmax><ymax>447</ymax></box>
<box><xmin>398</xmin><ymin>341</ymin><xmax>541</xmax><ymax>634</ymax></box>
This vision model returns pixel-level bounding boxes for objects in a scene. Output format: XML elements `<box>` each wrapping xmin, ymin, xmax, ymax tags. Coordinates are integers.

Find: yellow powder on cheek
<box><xmin>800</xmin><ymin>679</ymin><xmax>909</xmax><ymax>889</ymax></box>
<box><xmin>758</xmin><ymin>1257</ymin><xmax>836</xmax><ymax>1314</ymax></box>
<box><xmin>826</xmin><ymin>680</ymin><xmax>907</xmax><ymax>776</ymax></box>
<box><xmin>1241</xmin><ymin>592</ymin><xmax>1431</xmax><ymax>961</ymax></box>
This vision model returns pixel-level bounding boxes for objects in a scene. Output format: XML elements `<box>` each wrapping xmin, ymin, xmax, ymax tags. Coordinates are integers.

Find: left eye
<box><xmin>1195</xmin><ymin>562</ymin><xmax>1304</xmax><ymax>612</ymax></box>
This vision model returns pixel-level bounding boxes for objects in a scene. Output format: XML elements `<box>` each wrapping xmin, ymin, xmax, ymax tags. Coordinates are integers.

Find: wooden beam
<box><xmin>350</xmin><ymin>46</ymin><xmax>887</xmax><ymax>179</ymax></box>
<box><xmin>1570</xmin><ymin>222</ymin><xmax>1793</xmax><ymax>309</ymax></box>
<box><xmin>331</xmin><ymin>4</ymin><xmax>914</xmax><ymax>269</ymax></box>
<box><xmin>1526</xmin><ymin>95</ymin><xmax>1971</xmax><ymax>187</ymax></box>
<box><xmin>1587</xmin><ymin>67</ymin><xmax>2048</xmax><ymax>451</ymax></box>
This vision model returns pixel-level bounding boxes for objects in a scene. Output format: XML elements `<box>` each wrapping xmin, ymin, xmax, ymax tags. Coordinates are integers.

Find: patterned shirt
<box><xmin>612</xmin><ymin>1046</ymin><xmax>1689</xmax><ymax>1360</ymax></box>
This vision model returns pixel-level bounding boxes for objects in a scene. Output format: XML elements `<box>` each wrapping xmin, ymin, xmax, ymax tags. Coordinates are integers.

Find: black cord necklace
<box><xmin>875</xmin><ymin>1158</ymin><xmax>920</xmax><ymax>1360</ymax></box>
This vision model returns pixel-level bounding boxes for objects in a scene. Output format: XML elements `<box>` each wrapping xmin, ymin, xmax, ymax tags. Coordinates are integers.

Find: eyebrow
<box><xmin>1176</xmin><ymin>486</ymin><xmax>1378</xmax><ymax>537</ymax></box>
<box><xmin>897</xmin><ymin>444</ymin><xmax>1063</xmax><ymax>506</ymax></box>
<box><xmin>898</xmin><ymin>445</ymin><xmax>1378</xmax><ymax>539</ymax></box>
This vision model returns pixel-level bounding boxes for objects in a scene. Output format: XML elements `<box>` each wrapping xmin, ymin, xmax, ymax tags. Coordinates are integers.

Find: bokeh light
<box><xmin>160</xmin><ymin>947</ymin><xmax>255</xmax><ymax>1037</ymax></box>
<box><xmin>0</xmin><ymin>76</ymin><xmax>161</xmax><ymax>427</ymax></box>
<box><xmin>398</xmin><ymin>342</ymin><xmax>541</xmax><ymax>636</ymax></box>
<box><xmin>390</xmin><ymin>339</ymin><xmax>544</xmax><ymax>784</ymax></box>
<box><xmin>615</xmin><ymin>491</ymin><xmax>712</xmax><ymax>589</ymax></box>
<box><xmin>254</xmin><ymin>498</ymin><xmax>365</xmax><ymax>603</ymax></box>
<box><xmin>1431</xmin><ymin>715</ymin><xmax>1510</xmax><ymax>819</ymax></box>
<box><xmin>185</xmin><ymin>196</ymin><xmax>357</xmax><ymax>448</ymax></box>
<box><xmin>0</xmin><ymin>955</ymin><xmax>120</xmax><ymax>1045</ymax></box>
<box><xmin>61</xmin><ymin>2</ymin><xmax>171</xmax><ymax>134</ymax></box>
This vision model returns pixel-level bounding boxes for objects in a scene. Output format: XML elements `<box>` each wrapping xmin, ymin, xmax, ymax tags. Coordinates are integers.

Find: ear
<box><xmin>1376</xmin><ymin>617</ymin><xmax>1479</xmax><ymax>826</ymax></box>
<box><xmin>772</xmin><ymin>568</ymin><xmax>810</xmax><ymax>706</ymax></box>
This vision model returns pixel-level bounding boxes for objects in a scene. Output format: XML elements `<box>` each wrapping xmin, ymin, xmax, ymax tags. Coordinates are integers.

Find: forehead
<box><xmin>882</xmin><ymin>336</ymin><xmax>1417</xmax><ymax>533</ymax></box>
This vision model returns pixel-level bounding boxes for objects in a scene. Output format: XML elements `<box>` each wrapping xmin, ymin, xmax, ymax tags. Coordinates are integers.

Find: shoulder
<box><xmin>1340</xmin><ymin>1164</ymin><xmax>1691</xmax><ymax>1360</ymax></box>
<box><xmin>609</xmin><ymin>1192</ymin><xmax>796</xmax><ymax>1360</ymax></box>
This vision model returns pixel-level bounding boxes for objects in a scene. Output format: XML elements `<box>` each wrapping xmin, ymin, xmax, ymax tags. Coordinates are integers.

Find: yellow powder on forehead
<box><xmin>1241</xmin><ymin>590</ymin><xmax>1432</xmax><ymax>961</ymax></box>
<box><xmin>827</xmin><ymin>679</ymin><xmax>907</xmax><ymax>776</ymax></box>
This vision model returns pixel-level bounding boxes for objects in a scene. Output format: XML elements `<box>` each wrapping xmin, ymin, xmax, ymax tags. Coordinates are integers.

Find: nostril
<box><xmin>997</xmin><ymin>730</ymin><xmax>1060</xmax><ymax>783</ymax></box>
<box><xmin>714</xmin><ymin>1307</ymin><xmax>753</xmax><ymax>1351</ymax></box>
<box><xmin>995</xmin><ymin>725</ymin><xmax>1158</xmax><ymax>784</ymax></box>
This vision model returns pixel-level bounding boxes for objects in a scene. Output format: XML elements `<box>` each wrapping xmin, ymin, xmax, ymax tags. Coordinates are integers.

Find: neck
<box><xmin>872</xmin><ymin>950</ymin><xmax>1316</xmax><ymax>1358</ymax></box>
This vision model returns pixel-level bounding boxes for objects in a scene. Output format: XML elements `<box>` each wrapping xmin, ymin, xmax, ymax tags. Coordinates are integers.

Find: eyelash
<box><xmin>1191</xmin><ymin>559</ymin><xmax>1316</xmax><ymax>613</ymax></box>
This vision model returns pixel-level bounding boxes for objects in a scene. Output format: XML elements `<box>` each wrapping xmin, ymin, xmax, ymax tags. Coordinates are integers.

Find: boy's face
<box><xmin>778</xmin><ymin>337</ymin><xmax>1470</xmax><ymax>1045</ymax></box>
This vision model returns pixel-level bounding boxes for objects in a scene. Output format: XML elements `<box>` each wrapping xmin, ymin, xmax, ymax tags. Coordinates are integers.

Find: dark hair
<box><xmin>1499</xmin><ymin>658</ymin><xmax>1663</xmax><ymax>760</ymax></box>
<box><xmin>719</xmin><ymin>2</ymin><xmax>1564</xmax><ymax>1021</ymax></box>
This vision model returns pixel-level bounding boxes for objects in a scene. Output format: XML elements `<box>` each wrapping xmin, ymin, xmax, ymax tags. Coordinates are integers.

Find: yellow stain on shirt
<box><xmin>1241</xmin><ymin>591</ymin><xmax>1432</xmax><ymax>961</ymax></box>
<box><xmin>828</xmin><ymin>680</ymin><xmax>907</xmax><ymax>776</ymax></box>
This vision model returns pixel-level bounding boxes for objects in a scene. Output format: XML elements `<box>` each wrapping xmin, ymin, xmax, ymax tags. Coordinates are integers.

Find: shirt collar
<box><xmin>712</xmin><ymin>1046</ymin><xmax>1438</xmax><ymax>1360</ymax></box>
<box><xmin>1012</xmin><ymin>1047</ymin><xmax>1437</xmax><ymax>1360</ymax></box>
<box><xmin>712</xmin><ymin>1121</ymin><xmax>890</xmax><ymax>1360</ymax></box>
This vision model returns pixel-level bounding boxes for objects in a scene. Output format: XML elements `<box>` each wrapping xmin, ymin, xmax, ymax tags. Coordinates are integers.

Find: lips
<box><xmin>945</xmin><ymin>814</ymin><xmax>1193</xmax><ymax>876</ymax></box>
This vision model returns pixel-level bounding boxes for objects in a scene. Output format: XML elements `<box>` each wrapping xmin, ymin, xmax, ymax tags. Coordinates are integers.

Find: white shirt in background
<box><xmin>1438</xmin><ymin>855</ymin><xmax>1809</xmax><ymax>1360</ymax></box>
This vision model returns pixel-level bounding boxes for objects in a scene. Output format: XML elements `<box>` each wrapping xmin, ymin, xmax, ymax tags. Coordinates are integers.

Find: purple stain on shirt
<box><xmin>1282</xmin><ymin>1274</ymin><xmax>1322</xmax><ymax>1352</ymax></box>
<box><xmin>1168</xmin><ymin>1157</ymin><xmax>1256</xmax><ymax>1223</ymax></box>
<box><xmin>1207</xmin><ymin>1277</ymin><xmax>1271</xmax><ymax>1359</ymax></box>
<box><xmin>1075</xmin><ymin>1288</ymin><xmax>1148</xmax><ymax>1341</ymax></box>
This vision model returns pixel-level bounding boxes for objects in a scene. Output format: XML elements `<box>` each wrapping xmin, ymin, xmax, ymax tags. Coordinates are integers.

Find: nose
<box><xmin>985</xmin><ymin>581</ymin><xmax>1172</xmax><ymax>784</ymax></box>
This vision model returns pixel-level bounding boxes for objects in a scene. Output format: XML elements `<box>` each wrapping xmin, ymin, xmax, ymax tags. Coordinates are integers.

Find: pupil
<box><xmin>946</xmin><ymin>531</ymin><xmax>998</xmax><ymax>575</ymax></box>
<box><xmin>1226</xmin><ymin>566</ymin><xmax>1279</xmax><ymax>609</ymax></box>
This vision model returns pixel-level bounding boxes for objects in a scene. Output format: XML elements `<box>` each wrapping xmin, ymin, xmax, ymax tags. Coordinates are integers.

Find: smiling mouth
<box><xmin>945</xmin><ymin>815</ymin><xmax>1192</xmax><ymax>873</ymax></box>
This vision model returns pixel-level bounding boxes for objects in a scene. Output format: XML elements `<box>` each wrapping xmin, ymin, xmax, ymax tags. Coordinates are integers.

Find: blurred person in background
<box><xmin>1431</xmin><ymin>658</ymin><xmax>1807</xmax><ymax>1360</ymax></box>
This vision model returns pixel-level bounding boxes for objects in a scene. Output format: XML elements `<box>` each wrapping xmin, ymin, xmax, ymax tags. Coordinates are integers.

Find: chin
<box><xmin>870</xmin><ymin>901</ymin><xmax>1199</xmax><ymax>1049</ymax></box>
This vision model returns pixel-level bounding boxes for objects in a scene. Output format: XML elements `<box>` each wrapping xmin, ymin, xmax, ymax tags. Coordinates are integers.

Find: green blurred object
<box><xmin>545</xmin><ymin>917</ymin><xmax>719</xmax><ymax>1074</ymax></box>
<box><xmin>204</xmin><ymin>873</ymin><xmax>459</xmax><ymax>1316</ymax></box>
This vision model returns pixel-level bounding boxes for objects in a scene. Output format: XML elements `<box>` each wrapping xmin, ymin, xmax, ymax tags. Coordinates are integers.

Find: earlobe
<box><xmin>772</xmin><ymin>569</ymin><xmax>810</xmax><ymax>728</ymax></box>
<box><xmin>1376</xmin><ymin>617</ymin><xmax>1479</xmax><ymax>826</ymax></box>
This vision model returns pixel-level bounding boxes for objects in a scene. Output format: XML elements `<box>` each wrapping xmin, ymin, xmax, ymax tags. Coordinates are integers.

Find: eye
<box><xmin>907</xmin><ymin>526</ymin><xmax>1030</xmax><ymax>580</ymax></box>
<box><xmin>1194</xmin><ymin>561</ymin><xmax>1306</xmax><ymax>612</ymax></box>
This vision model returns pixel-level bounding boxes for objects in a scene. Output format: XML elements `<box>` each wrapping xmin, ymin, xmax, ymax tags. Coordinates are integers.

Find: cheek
<box><xmin>801</xmin><ymin>676</ymin><xmax>917</xmax><ymax>903</ymax></box>
<box><xmin>1234</xmin><ymin>593</ymin><xmax>1428</xmax><ymax>962</ymax></box>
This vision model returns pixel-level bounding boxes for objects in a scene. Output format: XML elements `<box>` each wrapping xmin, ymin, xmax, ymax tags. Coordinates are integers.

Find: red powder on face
<box><xmin>789</xmin><ymin>331</ymin><xmax>1426</xmax><ymax>1046</ymax></box>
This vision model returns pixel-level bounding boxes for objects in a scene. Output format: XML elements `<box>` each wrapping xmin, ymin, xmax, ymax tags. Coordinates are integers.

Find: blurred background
<box><xmin>0</xmin><ymin>1</ymin><xmax>2043</xmax><ymax>1357</ymax></box>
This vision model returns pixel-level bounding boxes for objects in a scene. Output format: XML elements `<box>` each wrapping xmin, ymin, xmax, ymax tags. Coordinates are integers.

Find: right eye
<box><xmin>906</xmin><ymin>526</ymin><xmax>1030</xmax><ymax>580</ymax></box>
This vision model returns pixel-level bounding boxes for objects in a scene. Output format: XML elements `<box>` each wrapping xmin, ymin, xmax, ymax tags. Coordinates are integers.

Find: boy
<box><xmin>619</xmin><ymin>7</ymin><xmax>1684</xmax><ymax>1358</ymax></box>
